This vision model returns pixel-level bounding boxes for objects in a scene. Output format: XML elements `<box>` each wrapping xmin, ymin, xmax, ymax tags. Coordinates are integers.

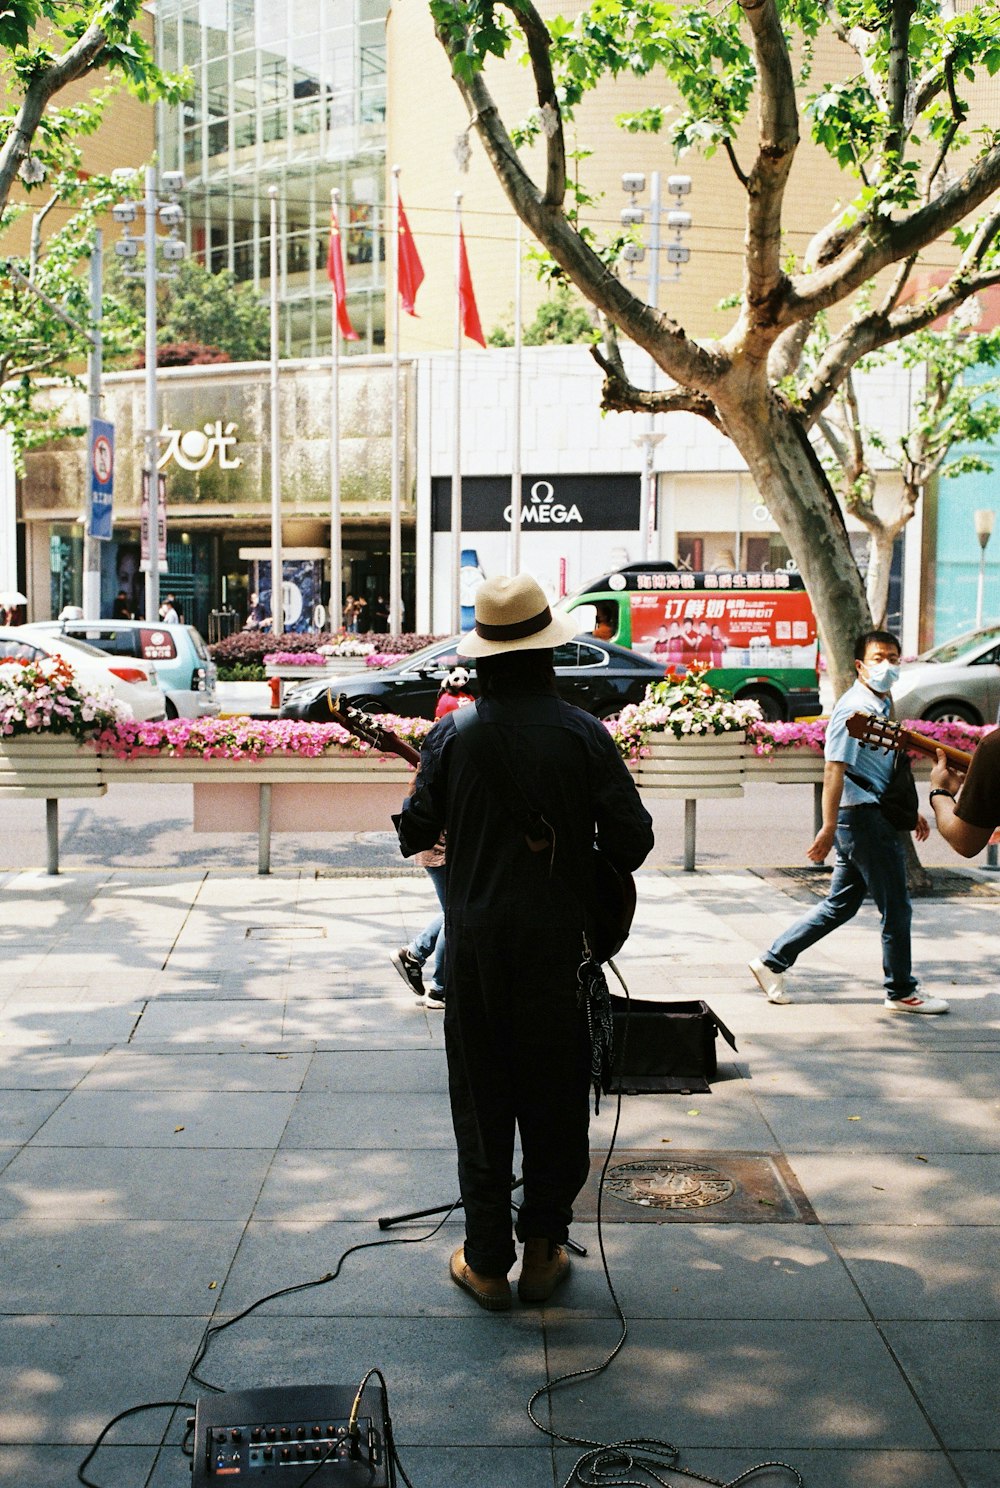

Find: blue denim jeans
<box><xmin>409</xmin><ymin>863</ymin><xmax>447</xmax><ymax>993</ymax></box>
<box><xmin>764</xmin><ymin>805</ymin><xmax>917</xmax><ymax>998</ymax></box>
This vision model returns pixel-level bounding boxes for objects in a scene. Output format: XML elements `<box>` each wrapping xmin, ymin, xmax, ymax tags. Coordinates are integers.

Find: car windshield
<box><xmin>917</xmin><ymin>625</ymin><xmax>1000</xmax><ymax>664</ymax></box>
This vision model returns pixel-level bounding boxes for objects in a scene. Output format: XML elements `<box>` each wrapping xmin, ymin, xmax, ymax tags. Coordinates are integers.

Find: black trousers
<box><xmin>443</xmin><ymin>922</ymin><xmax>593</xmax><ymax>1277</ymax></box>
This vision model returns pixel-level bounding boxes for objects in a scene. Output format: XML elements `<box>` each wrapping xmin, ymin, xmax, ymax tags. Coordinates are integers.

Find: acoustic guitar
<box><xmin>327</xmin><ymin>691</ymin><xmax>636</xmax><ymax>963</ymax></box>
<box><xmin>845</xmin><ymin>712</ymin><xmax>973</xmax><ymax>773</ymax></box>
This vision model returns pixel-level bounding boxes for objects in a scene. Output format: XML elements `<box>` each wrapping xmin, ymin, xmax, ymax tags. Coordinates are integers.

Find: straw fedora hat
<box><xmin>457</xmin><ymin>574</ymin><xmax>578</xmax><ymax>658</ymax></box>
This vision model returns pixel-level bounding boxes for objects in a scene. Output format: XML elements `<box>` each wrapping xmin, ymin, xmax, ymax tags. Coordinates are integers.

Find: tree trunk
<box><xmin>864</xmin><ymin>528</ymin><xmax>897</xmax><ymax>630</ymax></box>
<box><xmin>717</xmin><ymin>389</ymin><xmax>873</xmax><ymax>697</ymax></box>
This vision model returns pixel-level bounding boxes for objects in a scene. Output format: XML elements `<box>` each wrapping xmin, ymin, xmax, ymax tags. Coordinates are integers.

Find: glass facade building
<box><xmin>157</xmin><ymin>0</ymin><xmax>387</xmax><ymax>358</ymax></box>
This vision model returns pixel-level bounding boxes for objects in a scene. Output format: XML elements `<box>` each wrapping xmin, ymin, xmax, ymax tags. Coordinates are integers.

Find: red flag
<box><xmin>396</xmin><ymin>194</ymin><xmax>425</xmax><ymax>316</ymax></box>
<box><xmin>327</xmin><ymin>203</ymin><xmax>359</xmax><ymax>341</ymax></box>
<box><xmin>458</xmin><ymin>226</ymin><xmax>486</xmax><ymax>347</ymax></box>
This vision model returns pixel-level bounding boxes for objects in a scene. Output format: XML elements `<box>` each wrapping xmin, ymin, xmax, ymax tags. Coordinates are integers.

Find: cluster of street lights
<box><xmin>110</xmin><ymin>166</ymin><xmax>187</xmax><ymax>621</ymax></box>
<box><xmin>619</xmin><ymin>171</ymin><xmax>692</xmax><ymax>559</ymax></box>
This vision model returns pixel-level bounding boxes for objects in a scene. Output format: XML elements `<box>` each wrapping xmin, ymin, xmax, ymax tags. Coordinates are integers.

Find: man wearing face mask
<box><xmin>749</xmin><ymin>630</ymin><xmax>947</xmax><ymax>1014</ymax></box>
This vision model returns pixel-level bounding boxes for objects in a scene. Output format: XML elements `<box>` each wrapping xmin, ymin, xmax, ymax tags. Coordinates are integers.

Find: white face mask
<box><xmin>863</xmin><ymin>659</ymin><xmax>900</xmax><ymax>692</ymax></box>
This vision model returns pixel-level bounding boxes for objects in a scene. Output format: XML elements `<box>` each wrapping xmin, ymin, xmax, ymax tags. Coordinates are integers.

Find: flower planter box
<box><xmin>264</xmin><ymin>662</ymin><xmax>340</xmax><ymax>681</ymax></box>
<box><xmin>743</xmin><ymin>750</ymin><xmax>825</xmax><ymax>785</ymax></box>
<box><xmin>0</xmin><ymin>736</ymin><xmax>105</xmax><ymax>798</ymax></box>
<box><xmin>635</xmin><ymin>732</ymin><xmax>746</xmax><ymax>798</ymax></box>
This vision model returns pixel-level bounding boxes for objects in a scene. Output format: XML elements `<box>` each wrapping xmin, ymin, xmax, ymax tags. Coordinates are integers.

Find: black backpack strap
<box><xmin>453</xmin><ymin>703</ymin><xmax>552</xmax><ymax>855</ymax></box>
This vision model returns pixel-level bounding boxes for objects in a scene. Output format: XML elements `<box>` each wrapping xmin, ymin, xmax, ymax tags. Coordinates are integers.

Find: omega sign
<box><xmin>431</xmin><ymin>473</ymin><xmax>640</xmax><ymax>533</ymax></box>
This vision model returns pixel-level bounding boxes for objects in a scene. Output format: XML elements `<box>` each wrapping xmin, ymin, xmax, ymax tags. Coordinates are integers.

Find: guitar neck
<box><xmin>894</xmin><ymin>729</ymin><xmax>972</xmax><ymax>772</ymax></box>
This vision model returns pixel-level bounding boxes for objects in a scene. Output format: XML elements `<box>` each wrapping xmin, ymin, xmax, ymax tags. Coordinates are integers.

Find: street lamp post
<box><xmin>111</xmin><ymin>166</ymin><xmax>186</xmax><ymax>622</ymax></box>
<box><xmin>620</xmin><ymin>172</ymin><xmax>692</xmax><ymax>560</ymax></box>
<box><xmin>974</xmin><ymin>508</ymin><xmax>995</xmax><ymax>629</ymax></box>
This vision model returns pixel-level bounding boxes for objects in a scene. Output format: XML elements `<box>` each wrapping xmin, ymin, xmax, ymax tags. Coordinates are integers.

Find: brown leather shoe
<box><xmin>517</xmin><ymin>1238</ymin><xmax>571</xmax><ymax>1304</ymax></box>
<box><xmin>449</xmin><ymin>1245</ymin><xmax>512</xmax><ymax>1312</ymax></box>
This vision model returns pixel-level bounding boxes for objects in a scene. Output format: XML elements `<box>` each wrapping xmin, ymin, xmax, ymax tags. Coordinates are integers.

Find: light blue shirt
<box><xmin>824</xmin><ymin>678</ymin><xmax>895</xmax><ymax>807</ymax></box>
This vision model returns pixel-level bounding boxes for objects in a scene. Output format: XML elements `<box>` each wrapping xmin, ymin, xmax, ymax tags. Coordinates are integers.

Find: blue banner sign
<box><xmin>88</xmin><ymin>419</ymin><xmax>114</xmax><ymax>541</ymax></box>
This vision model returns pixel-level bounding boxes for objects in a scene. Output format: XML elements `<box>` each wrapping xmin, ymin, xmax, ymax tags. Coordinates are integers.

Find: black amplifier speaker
<box><xmin>189</xmin><ymin>1382</ymin><xmax>395</xmax><ymax>1487</ymax></box>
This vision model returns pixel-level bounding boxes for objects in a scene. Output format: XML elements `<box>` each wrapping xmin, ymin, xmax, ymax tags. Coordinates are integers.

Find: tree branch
<box><xmin>0</xmin><ymin>22</ymin><xmax>110</xmax><ymax>221</ymax></box>
<box><xmin>738</xmin><ymin>0</ymin><xmax>800</xmax><ymax>325</ymax></box>
<box><xmin>590</xmin><ymin>342</ymin><xmax>723</xmax><ymax>425</ymax></box>
<box><xmin>723</xmin><ymin>138</ymin><xmax>749</xmax><ymax>190</ymax></box>
<box><xmin>28</xmin><ymin>193</ymin><xmax>61</xmax><ymax>278</ymax></box>
<box><xmin>515</xmin><ymin>0</ymin><xmax>565</xmax><ymax>208</ymax></box>
<box><xmin>783</xmin><ymin>138</ymin><xmax>1000</xmax><ymax>324</ymax></box>
<box><xmin>884</xmin><ymin>0</ymin><xmax>916</xmax><ymax>162</ymax></box>
<box><xmin>434</xmin><ymin>20</ymin><xmax>725</xmax><ymax>394</ymax></box>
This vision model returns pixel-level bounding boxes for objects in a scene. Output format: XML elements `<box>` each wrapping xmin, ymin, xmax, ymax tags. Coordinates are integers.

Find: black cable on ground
<box><xmin>76</xmin><ymin>1401</ymin><xmax>196</xmax><ymax>1488</ymax></box>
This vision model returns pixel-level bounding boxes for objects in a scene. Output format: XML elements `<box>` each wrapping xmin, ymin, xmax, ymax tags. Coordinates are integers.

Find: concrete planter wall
<box><xmin>635</xmin><ymin>731</ymin><xmax>747</xmax><ymax>799</ymax></box>
<box><xmin>0</xmin><ymin>736</ymin><xmax>105</xmax><ymax>798</ymax></box>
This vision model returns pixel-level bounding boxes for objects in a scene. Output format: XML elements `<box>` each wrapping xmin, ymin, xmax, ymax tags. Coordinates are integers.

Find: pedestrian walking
<box><xmin>395</xmin><ymin>574</ymin><xmax>654</xmax><ymax>1311</ymax></box>
<box><xmin>749</xmin><ymin>628</ymin><xmax>948</xmax><ymax>1014</ymax></box>
<box><xmin>390</xmin><ymin>835</ymin><xmax>447</xmax><ymax>1010</ymax></box>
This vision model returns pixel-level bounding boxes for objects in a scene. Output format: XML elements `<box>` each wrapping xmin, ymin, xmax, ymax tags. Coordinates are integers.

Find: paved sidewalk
<box><xmin>0</xmin><ymin>865</ymin><xmax>997</xmax><ymax>1488</ymax></box>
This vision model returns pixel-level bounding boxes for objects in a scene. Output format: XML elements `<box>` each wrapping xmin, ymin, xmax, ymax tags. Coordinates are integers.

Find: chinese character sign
<box><xmin>630</xmin><ymin>590</ymin><xmax>816</xmax><ymax>671</ymax></box>
<box><xmin>140</xmin><ymin>472</ymin><xmax>168</xmax><ymax>572</ymax></box>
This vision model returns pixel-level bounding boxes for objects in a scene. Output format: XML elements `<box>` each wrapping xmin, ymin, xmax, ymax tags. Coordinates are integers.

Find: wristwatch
<box><xmin>929</xmin><ymin>788</ymin><xmax>956</xmax><ymax>804</ymax></box>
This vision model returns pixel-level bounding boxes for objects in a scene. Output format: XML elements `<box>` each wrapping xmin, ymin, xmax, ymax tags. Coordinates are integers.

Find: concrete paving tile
<box><xmin>882</xmin><ymin>1322</ymin><xmax>1000</xmax><ymax>1448</ymax></box>
<box><xmin>831</xmin><ymin>1226</ymin><xmax>1000</xmax><ymax>1320</ymax></box>
<box><xmin>253</xmin><ymin>1148</ymin><xmax>463</xmax><ymax>1222</ymax></box>
<box><xmin>78</xmin><ymin>1050</ymin><xmax>311</xmax><ymax>1091</ymax></box>
<box><xmin>0</xmin><ymin>1316</ymin><xmax>201</xmax><ymax>1443</ymax></box>
<box><xmin>284</xmin><ymin>997</ymin><xmax>440</xmax><ymax>1047</ymax></box>
<box><xmin>734</xmin><ymin>1048</ymin><xmax>1000</xmax><ymax>1099</ymax></box>
<box><xmin>950</xmin><ymin>1453</ymin><xmax>1000</xmax><ymax>1487</ymax></box>
<box><xmin>29</xmin><ymin>1089</ymin><xmax>298</xmax><ymax>1148</ymax></box>
<box><xmin>301</xmin><ymin>1050</ymin><xmax>449</xmax><ymax>1093</ymax></box>
<box><xmin>590</xmin><ymin>1092</ymin><xmax>773</xmax><ymax>1153</ymax></box>
<box><xmin>544</xmin><ymin>1319</ymin><xmax>937</xmax><ymax>1450</ymax></box>
<box><xmin>0</xmin><ymin>1218</ymin><xmax>244</xmax><ymax>1314</ymax></box>
<box><xmin>279</xmin><ymin>1092</ymin><xmax>455</xmax><ymax>1150</ymax></box>
<box><xmin>127</xmin><ymin>998</ymin><xmax>288</xmax><ymax>1044</ymax></box>
<box><xmin>755</xmin><ymin>1096</ymin><xmax>1000</xmax><ymax>1153</ymax></box>
<box><xmin>200</xmin><ymin>1315</ymin><xmax>548</xmax><ymax>1446</ymax></box>
<box><xmin>0</xmin><ymin>1000</ymin><xmax>145</xmax><ymax>1046</ymax></box>
<box><xmin>0</xmin><ymin>1089</ymin><xmax>68</xmax><ymax>1145</ymax></box>
<box><xmin>0</xmin><ymin>1445</ymin><xmax>159</xmax><ymax>1485</ymax></box>
<box><xmin>0</xmin><ymin>1146</ymin><xmax>273</xmax><ymax>1221</ymax></box>
<box><xmin>553</xmin><ymin>1446</ymin><xmax>964</xmax><ymax>1487</ymax></box>
<box><xmin>785</xmin><ymin>1153</ymin><xmax>1000</xmax><ymax>1225</ymax></box>
<box><xmin>386</xmin><ymin>1447</ymin><xmax>557</xmax><ymax>1485</ymax></box>
<box><xmin>547</xmin><ymin>1223</ymin><xmax>868</xmax><ymax>1321</ymax></box>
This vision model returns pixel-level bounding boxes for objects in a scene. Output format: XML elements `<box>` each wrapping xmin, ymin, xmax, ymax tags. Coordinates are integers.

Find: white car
<box><xmin>0</xmin><ymin>626</ymin><xmax>167</xmax><ymax>721</ymax></box>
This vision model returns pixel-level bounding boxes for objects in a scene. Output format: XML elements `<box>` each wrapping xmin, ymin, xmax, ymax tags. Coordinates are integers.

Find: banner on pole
<box><xmin>140</xmin><ymin>471</ymin><xmax>168</xmax><ymax>572</ymax></box>
<box><xmin>88</xmin><ymin>419</ymin><xmax>115</xmax><ymax>542</ymax></box>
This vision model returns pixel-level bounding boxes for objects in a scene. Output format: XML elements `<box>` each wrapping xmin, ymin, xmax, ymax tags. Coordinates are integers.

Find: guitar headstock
<box><xmin>326</xmin><ymin>691</ymin><xmax>388</xmax><ymax>746</ymax></box>
<box><xmin>845</xmin><ymin>711</ymin><xmax>901</xmax><ymax>754</ymax></box>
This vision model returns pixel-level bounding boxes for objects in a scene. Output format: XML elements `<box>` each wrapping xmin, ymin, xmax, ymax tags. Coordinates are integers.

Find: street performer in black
<box><xmin>395</xmin><ymin>574</ymin><xmax>654</xmax><ymax>1311</ymax></box>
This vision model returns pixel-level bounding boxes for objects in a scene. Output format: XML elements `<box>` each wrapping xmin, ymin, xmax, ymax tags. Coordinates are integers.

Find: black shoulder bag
<box><xmin>846</xmin><ymin>750</ymin><xmax>918</xmax><ymax>831</ymax></box>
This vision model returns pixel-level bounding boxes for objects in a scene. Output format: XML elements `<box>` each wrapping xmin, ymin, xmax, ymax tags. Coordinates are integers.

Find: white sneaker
<box><xmin>885</xmin><ymin>993</ymin><xmax>949</xmax><ymax>1015</ymax></box>
<box><xmin>749</xmin><ymin>957</ymin><xmax>791</xmax><ymax>1004</ymax></box>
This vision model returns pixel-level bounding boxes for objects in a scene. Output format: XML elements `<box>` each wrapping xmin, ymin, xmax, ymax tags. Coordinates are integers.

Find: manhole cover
<box><xmin>576</xmin><ymin>1149</ymin><xmax>816</xmax><ymax>1223</ymax></box>
<box><xmin>605</xmin><ymin>1158</ymin><xmax>735</xmax><ymax>1210</ymax></box>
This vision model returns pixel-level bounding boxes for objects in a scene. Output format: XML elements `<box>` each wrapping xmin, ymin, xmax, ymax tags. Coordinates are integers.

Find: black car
<box><xmin>280</xmin><ymin>634</ymin><xmax>668</xmax><ymax>722</ymax></box>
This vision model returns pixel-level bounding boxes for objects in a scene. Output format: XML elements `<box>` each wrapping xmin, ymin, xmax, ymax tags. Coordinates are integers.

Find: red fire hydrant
<box><xmin>268</xmin><ymin>676</ymin><xmax>282</xmax><ymax>709</ymax></box>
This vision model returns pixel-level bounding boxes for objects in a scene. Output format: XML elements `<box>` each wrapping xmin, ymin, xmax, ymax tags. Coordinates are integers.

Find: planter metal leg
<box><xmin>684</xmin><ymin>797</ymin><xmax>697</xmax><ymax>871</ymax></box>
<box><xmin>46</xmin><ymin>798</ymin><xmax>59</xmax><ymax>875</ymax></box>
<box><xmin>258</xmin><ymin>783</ymin><xmax>272</xmax><ymax>875</ymax></box>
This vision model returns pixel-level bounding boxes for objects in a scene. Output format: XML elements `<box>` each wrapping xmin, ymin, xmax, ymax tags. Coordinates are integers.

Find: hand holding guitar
<box><xmin>930</xmin><ymin>749</ymin><xmax>967</xmax><ymax>799</ymax></box>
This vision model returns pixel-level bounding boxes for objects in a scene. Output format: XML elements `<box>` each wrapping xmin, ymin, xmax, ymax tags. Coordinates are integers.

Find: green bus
<box><xmin>561</xmin><ymin>563</ymin><xmax>822</xmax><ymax>721</ymax></box>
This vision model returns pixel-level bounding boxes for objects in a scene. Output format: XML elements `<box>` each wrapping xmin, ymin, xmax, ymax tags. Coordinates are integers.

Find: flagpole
<box><xmin>329</xmin><ymin>188</ymin><xmax>343</xmax><ymax>633</ymax></box>
<box><xmin>452</xmin><ymin>192</ymin><xmax>464</xmax><ymax>634</ymax></box>
<box><xmin>389</xmin><ymin>164</ymin><xmax>402</xmax><ymax>635</ymax></box>
<box><xmin>268</xmin><ymin>183</ymin><xmax>283</xmax><ymax>638</ymax></box>
<box><xmin>510</xmin><ymin>219</ymin><xmax>523</xmax><ymax>577</ymax></box>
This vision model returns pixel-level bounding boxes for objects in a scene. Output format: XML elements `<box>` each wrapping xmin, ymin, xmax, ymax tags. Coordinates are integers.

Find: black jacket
<box><xmin>396</xmin><ymin>693</ymin><xmax>654</xmax><ymax>933</ymax></box>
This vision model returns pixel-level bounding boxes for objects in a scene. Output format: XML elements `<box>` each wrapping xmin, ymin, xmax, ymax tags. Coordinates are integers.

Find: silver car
<box><xmin>892</xmin><ymin>624</ymin><xmax>1000</xmax><ymax>725</ymax></box>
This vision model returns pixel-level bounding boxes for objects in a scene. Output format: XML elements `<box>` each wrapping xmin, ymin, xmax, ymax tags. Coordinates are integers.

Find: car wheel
<box><xmin>736</xmin><ymin>686</ymin><xmax>785</xmax><ymax>723</ymax></box>
<box><xmin>593</xmin><ymin>699</ymin><xmax>626</xmax><ymax>722</ymax></box>
<box><xmin>164</xmin><ymin>699</ymin><xmax>178</xmax><ymax>720</ymax></box>
<box><xmin>922</xmin><ymin>700</ymin><xmax>981</xmax><ymax>725</ymax></box>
